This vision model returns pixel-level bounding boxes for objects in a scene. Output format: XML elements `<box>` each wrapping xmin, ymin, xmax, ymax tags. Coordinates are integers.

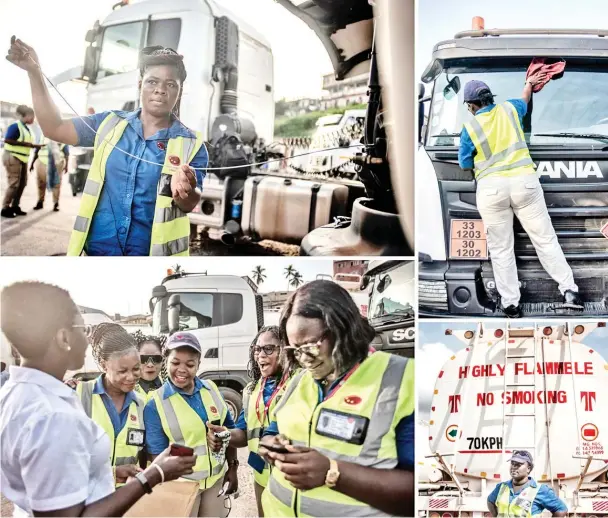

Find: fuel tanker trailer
<box><xmin>418</xmin><ymin>321</ymin><xmax>608</xmax><ymax>517</ymax></box>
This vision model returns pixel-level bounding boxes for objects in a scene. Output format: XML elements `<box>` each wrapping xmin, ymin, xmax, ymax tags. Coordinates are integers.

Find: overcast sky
<box><xmin>0</xmin><ymin>257</ymin><xmax>334</xmax><ymax>316</ymax></box>
<box><xmin>0</xmin><ymin>0</ymin><xmax>331</xmax><ymax>109</ymax></box>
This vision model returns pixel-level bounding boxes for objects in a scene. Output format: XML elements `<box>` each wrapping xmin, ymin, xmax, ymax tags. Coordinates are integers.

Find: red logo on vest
<box><xmin>169</xmin><ymin>155</ymin><xmax>180</xmax><ymax>166</ymax></box>
<box><xmin>344</xmin><ymin>395</ymin><xmax>362</xmax><ymax>405</ymax></box>
<box><xmin>157</xmin><ymin>141</ymin><xmax>166</xmax><ymax>151</ymax></box>
<box><xmin>130</xmin><ymin>414</ymin><xmax>137</xmax><ymax>422</ymax></box>
<box><xmin>210</xmin><ymin>406</ymin><xmax>218</xmax><ymax>414</ymax></box>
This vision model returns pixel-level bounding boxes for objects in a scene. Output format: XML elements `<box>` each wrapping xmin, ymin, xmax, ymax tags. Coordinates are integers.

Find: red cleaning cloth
<box><xmin>526</xmin><ymin>58</ymin><xmax>566</xmax><ymax>92</ymax></box>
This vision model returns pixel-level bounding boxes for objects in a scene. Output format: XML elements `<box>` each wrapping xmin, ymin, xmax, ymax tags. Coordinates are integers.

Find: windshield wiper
<box><xmin>533</xmin><ymin>132</ymin><xmax>608</xmax><ymax>143</ymax></box>
<box><xmin>431</xmin><ymin>133</ymin><xmax>461</xmax><ymax>138</ymax></box>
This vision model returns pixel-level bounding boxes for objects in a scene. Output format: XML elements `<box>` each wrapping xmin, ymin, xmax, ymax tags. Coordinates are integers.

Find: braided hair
<box><xmin>90</xmin><ymin>323</ymin><xmax>138</xmax><ymax>369</ymax></box>
<box><xmin>139</xmin><ymin>46</ymin><xmax>187</xmax><ymax>118</ymax></box>
<box><xmin>245</xmin><ymin>326</ymin><xmax>299</xmax><ymax>395</ymax></box>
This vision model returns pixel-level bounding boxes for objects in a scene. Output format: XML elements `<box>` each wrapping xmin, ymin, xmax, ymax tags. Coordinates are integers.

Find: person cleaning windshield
<box><xmin>458</xmin><ymin>74</ymin><xmax>584</xmax><ymax>318</ymax></box>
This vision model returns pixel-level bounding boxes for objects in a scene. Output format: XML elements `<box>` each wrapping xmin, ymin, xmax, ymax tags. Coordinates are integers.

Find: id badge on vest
<box><xmin>126</xmin><ymin>428</ymin><xmax>146</xmax><ymax>447</ymax></box>
<box><xmin>514</xmin><ymin>496</ymin><xmax>533</xmax><ymax>513</ymax></box>
<box><xmin>315</xmin><ymin>408</ymin><xmax>369</xmax><ymax>445</ymax></box>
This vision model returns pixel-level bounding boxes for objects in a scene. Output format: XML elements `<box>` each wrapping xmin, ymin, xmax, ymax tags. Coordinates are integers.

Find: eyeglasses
<box><xmin>141</xmin><ymin>354</ymin><xmax>163</xmax><ymax>365</ymax></box>
<box><xmin>72</xmin><ymin>324</ymin><xmax>93</xmax><ymax>337</ymax></box>
<box><xmin>251</xmin><ymin>345</ymin><xmax>279</xmax><ymax>357</ymax></box>
<box><xmin>284</xmin><ymin>333</ymin><xmax>327</xmax><ymax>361</ymax></box>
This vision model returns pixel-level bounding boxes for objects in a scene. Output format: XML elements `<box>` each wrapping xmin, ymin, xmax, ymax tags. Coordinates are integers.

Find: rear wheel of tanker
<box><xmin>219</xmin><ymin>387</ymin><xmax>242</xmax><ymax>420</ymax></box>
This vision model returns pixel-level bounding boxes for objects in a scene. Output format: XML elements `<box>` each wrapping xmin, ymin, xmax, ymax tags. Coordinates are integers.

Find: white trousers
<box><xmin>476</xmin><ymin>173</ymin><xmax>578</xmax><ymax>307</ymax></box>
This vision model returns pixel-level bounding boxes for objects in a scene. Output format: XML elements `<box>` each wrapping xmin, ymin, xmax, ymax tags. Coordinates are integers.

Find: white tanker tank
<box><xmin>418</xmin><ymin>321</ymin><xmax>608</xmax><ymax>517</ymax></box>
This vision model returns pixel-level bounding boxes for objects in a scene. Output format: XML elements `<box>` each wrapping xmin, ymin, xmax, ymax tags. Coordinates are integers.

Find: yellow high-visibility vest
<box><xmin>496</xmin><ymin>481</ymin><xmax>541</xmax><ymax>517</ymax></box>
<box><xmin>262</xmin><ymin>352</ymin><xmax>414</xmax><ymax>517</ymax></box>
<box><xmin>464</xmin><ymin>102</ymin><xmax>536</xmax><ymax>181</ymax></box>
<box><xmin>243</xmin><ymin>369</ymin><xmax>300</xmax><ymax>487</ymax></box>
<box><xmin>38</xmin><ymin>139</ymin><xmax>66</xmax><ymax>166</ymax></box>
<box><xmin>66</xmin><ymin>112</ymin><xmax>204</xmax><ymax>256</ymax></box>
<box><xmin>151</xmin><ymin>379</ymin><xmax>229</xmax><ymax>489</ymax></box>
<box><xmin>77</xmin><ymin>378</ymin><xmax>145</xmax><ymax>488</ymax></box>
<box><xmin>4</xmin><ymin>121</ymin><xmax>33</xmax><ymax>163</ymax></box>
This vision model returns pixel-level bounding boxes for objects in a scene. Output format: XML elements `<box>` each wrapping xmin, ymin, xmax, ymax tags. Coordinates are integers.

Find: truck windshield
<box><xmin>427</xmin><ymin>64</ymin><xmax>608</xmax><ymax>148</ymax></box>
<box><xmin>99</xmin><ymin>21</ymin><xmax>145</xmax><ymax>77</ymax></box>
<box><xmin>369</xmin><ymin>265</ymin><xmax>415</xmax><ymax>321</ymax></box>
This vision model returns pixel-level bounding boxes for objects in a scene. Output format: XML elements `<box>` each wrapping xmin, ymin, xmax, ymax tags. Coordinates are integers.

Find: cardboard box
<box><xmin>124</xmin><ymin>480</ymin><xmax>200</xmax><ymax>517</ymax></box>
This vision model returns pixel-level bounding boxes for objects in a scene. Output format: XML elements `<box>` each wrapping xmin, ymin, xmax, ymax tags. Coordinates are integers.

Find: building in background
<box><xmin>320</xmin><ymin>72</ymin><xmax>368</xmax><ymax>109</ymax></box>
<box><xmin>333</xmin><ymin>260</ymin><xmax>368</xmax><ymax>277</ymax></box>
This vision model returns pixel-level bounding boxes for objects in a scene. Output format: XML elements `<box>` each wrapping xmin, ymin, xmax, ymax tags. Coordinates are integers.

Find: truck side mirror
<box><xmin>82</xmin><ymin>45</ymin><xmax>99</xmax><ymax>83</ymax></box>
<box><xmin>360</xmin><ymin>275</ymin><xmax>370</xmax><ymax>291</ymax></box>
<box><xmin>168</xmin><ymin>294</ymin><xmax>181</xmax><ymax>334</ymax></box>
<box><xmin>418</xmin><ymin>83</ymin><xmax>425</xmax><ymax>100</ymax></box>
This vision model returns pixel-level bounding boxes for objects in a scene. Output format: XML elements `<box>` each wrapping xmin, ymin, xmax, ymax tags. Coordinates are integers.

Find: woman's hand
<box><xmin>151</xmin><ymin>446</ymin><xmax>197</xmax><ymax>483</ymax></box>
<box><xmin>6</xmin><ymin>36</ymin><xmax>40</xmax><ymax>73</ymax></box>
<box><xmin>257</xmin><ymin>434</ymin><xmax>291</xmax><ymax>466</ymax></box>
<box><xmin>206</xmin><ymin>422</ymin><xmax>227</xmax><ymax>453</ymax></box>
<box><xmin>269</xmin><ymin>445</ymin><xmax>330</xmax><ymax>490</ymax></box>
<box><xmin>115</xmin><ymin>464</ymin><xmax>142</xmax><ymax>484</ymax></box>
<box><xmin>171</xmin><ymin>165</ymin><xmax>197</xmax><ymax>200</ymax></box>
<box><xmin>222</xmin><ymin>464</ymin><xmax>239</xmax><ymax>495</ymax></box>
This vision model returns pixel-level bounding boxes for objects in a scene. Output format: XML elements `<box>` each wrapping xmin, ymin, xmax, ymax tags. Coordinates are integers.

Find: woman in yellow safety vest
<box><xmin>31</xmin><ymin>138</ymin><xmax>69</xmax><ymax>212</ymax></box>
<box><xmin>258</xmin><ymin>280</ymin><xmax>416</xmax><ymax>517</ymax></box>
<box><xmin>76</xmin><ymin>323</ymin><xmax>147</xmax><ymax>486</ymax></box>
<box><xmin>7</xmin><ymin>36</ymin><xmax>206</xmax><ymax>256</ymax></box>
<box><xmin>207</xmin><ymin>326</ymin><xmax>300</xmax><ymax>517</ymax></box>
<box><xmin>143</xmin><ymin>332</ymin><xmax>239</xmax><ymax>517</ymax></box>
<box><xmin>1</xmin><ymin>104</ymin><xmax>44</xmax><ymax>219</ymax></box>
<box><xmin>131</xmin><ymin>332</ymin><xmax>165</xmax><ymax>402</ymax></box>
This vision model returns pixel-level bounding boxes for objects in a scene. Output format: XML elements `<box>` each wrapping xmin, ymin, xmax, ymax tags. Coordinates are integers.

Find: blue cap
<box><xmin>508</xmin><ymin>450</ymin><xmax>533</xmax><ymax>465</ymax></box>
<box><xmin>463</xmin><ymin>80</ymin><xmax>493</xmax><ymax>102</ymax></box>
<box><xmin>166</xmin><ymin>331</ymin><xmax>202</xmax><ymax>354</ymax></box>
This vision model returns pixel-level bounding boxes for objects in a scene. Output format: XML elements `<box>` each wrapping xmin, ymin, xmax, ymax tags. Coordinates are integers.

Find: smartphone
<box><xmin>263</xmin><ymin>443</ymin><xmax>290</xmax><ymax>454</ymax></box>
<box><xmin>170</xmin><ymin>443</ymin><xmax>194</xmax><ymax>456</ymax></box>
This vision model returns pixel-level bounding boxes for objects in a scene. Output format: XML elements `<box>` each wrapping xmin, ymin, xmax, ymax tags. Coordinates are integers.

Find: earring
<box><xmin>66</xmin><ymin>346</ymin><xmax>72</xmax><ymax>352</ymax></box>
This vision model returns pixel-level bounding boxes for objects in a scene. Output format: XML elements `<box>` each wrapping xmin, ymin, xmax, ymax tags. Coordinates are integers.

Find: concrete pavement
<box><xmin>1</xmin><ymin>159</ymin><xmax>80</xmax><ymax>256</ymax></box>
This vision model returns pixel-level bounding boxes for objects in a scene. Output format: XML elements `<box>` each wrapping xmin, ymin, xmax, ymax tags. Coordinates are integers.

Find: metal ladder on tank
<box><xmin>426</xmin><ymin>322</ymin><xmax>484</xmax><ymax>503</ymax></box>
<box><xmin>500</xmin><ymin>322</ymin><xmax>538</xmax><ymax>478</ymax></box>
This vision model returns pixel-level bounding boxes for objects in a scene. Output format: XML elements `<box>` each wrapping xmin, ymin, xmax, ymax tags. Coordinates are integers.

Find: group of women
<box><xmin>1</xmin><ymin>279</ymin><xmax>414</xmax><ymax>517</ymax></box>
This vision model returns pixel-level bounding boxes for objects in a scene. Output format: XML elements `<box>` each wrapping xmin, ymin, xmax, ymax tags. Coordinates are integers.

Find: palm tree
<box><xmin>284</xmin><ymin>265</ymin><xmax>296</xmax><ymax>290</ymax></box>
<box><xmin>252</xmin><ymin>265</ymin><xmax>267</xmax><ymax>286</ymax></box>
<box><xmin>289</xmin><ymin>271</ymin><xmax>304</xmax><ymax>290</ymax></box>
<box><xmin>172</xmin><ymin>264</ymin><xmax>183</xmax><ymax>275</ymax></box>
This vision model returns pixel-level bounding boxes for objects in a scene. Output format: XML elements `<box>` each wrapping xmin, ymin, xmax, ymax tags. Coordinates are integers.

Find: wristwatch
<box><xmin>325</xmin><ymin>458</ymin><xmax>340</xmax><ymax>488</ymax></box>
<box><xmin>135</xmin><ymin>471</ymin><xmax>153</xmax><ymax>494</ymax></box>
<box><xmin>228</xmin><ymin>459</ymin><xmax>240</xmax><ymax>468</ymax></box>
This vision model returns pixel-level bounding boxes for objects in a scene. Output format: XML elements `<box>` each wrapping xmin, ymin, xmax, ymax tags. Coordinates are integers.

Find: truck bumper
<box><xmin>419</xmin><ymin>260</ymin><xmax>608</xmax><ymax>317</ymax></box>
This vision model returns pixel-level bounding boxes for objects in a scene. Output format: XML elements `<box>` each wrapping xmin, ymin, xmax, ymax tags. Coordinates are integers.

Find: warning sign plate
<box><xmin>581</xmin><ymin>423</ymin><xmax>599</xmax><ymax>442</ymax></box>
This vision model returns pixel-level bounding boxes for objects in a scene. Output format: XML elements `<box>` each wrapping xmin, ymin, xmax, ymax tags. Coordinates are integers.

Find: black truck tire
<box><xmin>219</xmin><ymin>387</ymin><xmax>242</xmax><ymax>420</ymax></box>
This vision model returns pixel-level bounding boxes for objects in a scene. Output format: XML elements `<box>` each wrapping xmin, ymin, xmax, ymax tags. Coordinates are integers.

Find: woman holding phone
<box><xmin>75</xmin><ymin>323</ymin><xmax>147</xmax><ymax>487</ymax></box>
<box><xmin>207</xmin><ymin>326</ymin><xmax>299</xmax><ymax>517</ymax></box>
<box><xmin>143</xmin><ymin>332</ymin><xmax>239</xmax><ymax>517</ymax></box>
<box><xmin>0</xmin><ymin>282</ymin><xmax>196</xmax><ymax>517</ymax></box>
<box><xmin>258</xmin><ymin>280</ymin><xmax>416</xmax><ymax>517</ymax></box>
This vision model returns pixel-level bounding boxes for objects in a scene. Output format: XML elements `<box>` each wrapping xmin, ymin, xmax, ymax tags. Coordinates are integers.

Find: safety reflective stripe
<box><xmin>154</xmin><ymin>205</ymin><xmax>179</xmax><ymax>223</ymax></box>
<box><xmin>310</xmin><ymin>445</ymin><xmax>397</xmax><ymax>469</ymax></box>
<box><xmin>268</xmin><ymin>476</ymin><xmax>294</xmax><ymax>508</ymax></box>
<box><xmin>504</xmin><ymin>104</ymin><xmax>525</xmax><ymax>142</ymax></box>
<box><xmin>475</xmin><ymin>141</ymin><xmax>529</xmax><ymax>171</ymax></box>
<box><xmin>300</xmin><ymin>495</ymin><xmax>391</xmax><ymax>517</ymax></box>
<box><xmin>273</xmin><ymin>370</ymin><xmax>306</xmax><ymax>416</ymax></box>
<box><xmin>362</xmin><ymin>356</ymin><xmax>408</xmax><ymax>459</ymax></box>
<box><xmin>79</xmin><ymin>380</ymin><xmax>93</xmax><ymax>417</ymax></box>
<box><xmin>476</xmin><ymin>157</ymin><xmax>535</xmax><ymax>182</ymax></box>
<box><xmin>207</xmin><ymin>385</ymin><xmax>227</xmax><ymax>416</ymax></box>
<box><xmin>83</xmin><ymin>179</ymin><xmax>101</xmax><ymax>197</ymax></box>
<box><xmin>468</xmin><ymin>117</ymin><xmax>492</xmax><ymax>160</ymax></box>
<box><xmin>94</xmin><ymin>113</ymin><xmax>123</xmax><ymax>151</ymax></box>
<box><xmin>150</xmin><ymin>236</ymin><xmax>189</xmax><ymax>256</ymax></box>
<box><xmin>73</xmin><ymin>215</ymin><xmax>89</xmax><ymax>233</ymax></box>
<box><xmin>247</xmin><ymin>427</ymin><xmax>262</xmax><ymax>441</ymax></box>
<box><xmin>5</xmin><ymin>121</ymin><xmax>34</xmax><ymax>162</ymax></box>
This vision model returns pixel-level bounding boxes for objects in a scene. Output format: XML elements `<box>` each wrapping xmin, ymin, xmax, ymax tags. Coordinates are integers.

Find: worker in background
<box><xmin>488</xmin><ymin>450</ymin><xmax>567</xmax><ymax>517</ymax></box>
<box><xmin>32</xmin><ymin>138</ymin><xmax>69</xmax><ymax>212</ymax></box>
<box><xmin>207</xmin><ymin>326</ymin><xmax>300</xmax><ymax>517</ymax></box>
<box><xmin>0</xmin><ymin>281</ymin><xmax>196</xmax><ymax>517</ymax></box>
<box><xmin>144</xmin><ymin>332</ymin><xmax>239</xmax><ymax>517</ymax></box>
<box><xmin>459</xmin><ymin>75</ymin><xmax>583</xmax><ymax>318</ymax></box>
<box><xmin>258</xmin><ymin>280</ymin><xmax>415</xmax><ymax>517</ymax></box>
<box><xmin>1</xmin><ymin>105</ymin><xmax>44</xmax><ymax>218</ymax></box>
<box><xmin>75</xmin><ymin>323</ymin><xmax>146</xmax><ymax>487</ymax></box>
<box><xmin>132</xmin><ymin>332</ymin><xmax>165</xmax><ymax>401</ymax></box>
<box><xmin>7</xmin><ymin>37</ymin><xmax>206</xmax><ymax>256</ymax></box>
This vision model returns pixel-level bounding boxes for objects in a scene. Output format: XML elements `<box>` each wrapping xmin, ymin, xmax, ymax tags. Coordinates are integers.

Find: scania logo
<box><xmin>537</xmin><ymin>161</ymin><xmax>603</xmax><ymax>179</ymax></box>
<box><xmin>391</xmin><ymin>327</ymin><xmax>415</xmax><ymax>342</ymax></box>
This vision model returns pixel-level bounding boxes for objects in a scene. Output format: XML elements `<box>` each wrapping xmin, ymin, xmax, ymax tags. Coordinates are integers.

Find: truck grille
<box><xmin>419</xmin><ymin>280</ymin><xmax>448</xmax><ymax>311</ymax></box>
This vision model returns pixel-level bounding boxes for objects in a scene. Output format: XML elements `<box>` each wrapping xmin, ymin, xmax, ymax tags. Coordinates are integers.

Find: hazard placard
<box><xmin>581</xmin><ymin>423</ymin><xmax>599</xmax><ymax>442</ymax></box>
<box><xmin>601</xmin><ymin>221</ymin><xmax>608</xmax><ymax>240</ymax></box>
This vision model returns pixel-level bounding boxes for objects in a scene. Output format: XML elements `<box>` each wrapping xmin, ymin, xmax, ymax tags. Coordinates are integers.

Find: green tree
<box><xmin>252</xmin><ymin>265</ymin><xmax>267</xmax><ymax>286</ymax></box>
<box><xmin>172</xmin><ymin>264</ymin><xmax>183</xmax><ymax>274</ymax></box>
<box><xmin>284</xmin><ymin>264</ymin><xmax>296</xmax><ymax>290</ymax></box>
<box><xmin>289</xmin><ymin>271</ymin><xmax>304</xmax><ymax>290</ymax></box>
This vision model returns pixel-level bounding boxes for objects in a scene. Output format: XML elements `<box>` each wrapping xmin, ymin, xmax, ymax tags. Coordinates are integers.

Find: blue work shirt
<box><xmin>144</xmin><ymin>377</ymin><xmax>235</xmax><ymax>455</ymax></box>
<box><xmin>92</xmin><ymin>375</ymin><xmax>142</xmax><ymax>437</ymax></box>
<box><xmin>459</xmin><ymin>99</ymin><xmax>528</xmax><ymax>170</ymax></box>
<box><xmin>72</xmin><ymin>109</ymin><xmax>207</xmax><ymax>256</ymax></box>
<box><xmin>488</xmin><ymin>477</ymin><xmax>568</xmax><ymax>515</ymax></box>
<box><xmin>263</xmin><ymin>370</ymin><xmax>415</xmax><ymax>470</ymax></box>
<box><xmin>4</xmin><ymin>122</ymin><xmax>31</xmax><ymax>141</ymax></box>
<box><xmin>235</xmin><ymin>377</ymin><xmax>277</xmax><ymax>471</ymax></box>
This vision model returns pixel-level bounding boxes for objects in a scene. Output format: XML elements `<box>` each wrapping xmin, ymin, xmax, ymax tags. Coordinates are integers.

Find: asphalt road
<box><xmin>0</xmin><ymin>160</ymin><xmax>299</xmax><ymax>257</ymax></box>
